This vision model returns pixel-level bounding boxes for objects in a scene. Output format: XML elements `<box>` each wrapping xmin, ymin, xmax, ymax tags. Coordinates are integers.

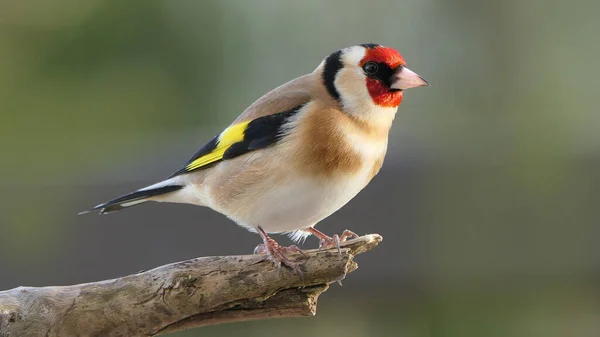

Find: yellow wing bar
<box><xmin>169</xmin><ymin>103</ymin><xmax>306</xmax><ymax>178</ymax></box>
<box><xmin>184</xmin><ymin>120</ymin><xmax>251</xmax><ymax>172</ymax></box>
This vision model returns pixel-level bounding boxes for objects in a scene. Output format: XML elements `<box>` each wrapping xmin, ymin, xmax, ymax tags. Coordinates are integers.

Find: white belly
<box><xmin>245</xmin><ymin>174</ymin><xmax>369</xmax><ymax>233</ymax></box>
<box><xmin>206</xmin><ymin>165</ymin><xmax>373</xmax><ymax>235</ymax></box>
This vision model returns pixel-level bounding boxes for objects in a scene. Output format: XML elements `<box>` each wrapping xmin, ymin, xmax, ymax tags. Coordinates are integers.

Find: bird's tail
<box><xmin>80</xmin><ymin>183</ymin><xmax>184</xmax><ymax>215</ymax></box>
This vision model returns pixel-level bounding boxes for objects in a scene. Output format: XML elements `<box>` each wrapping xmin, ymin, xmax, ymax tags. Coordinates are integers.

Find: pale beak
<box><xmin>390</xmin><ymin>67</ymin><xmax>429</xmax><ymax>91</ymax></box>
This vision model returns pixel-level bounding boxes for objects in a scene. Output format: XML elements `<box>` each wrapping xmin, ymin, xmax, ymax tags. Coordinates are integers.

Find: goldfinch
<box><xmin>82</xmin><ymin>44</ymin><xmax>428</xmax><ymax>272</ymax></box>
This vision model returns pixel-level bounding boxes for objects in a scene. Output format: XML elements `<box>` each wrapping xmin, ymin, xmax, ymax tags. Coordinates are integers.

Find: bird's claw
<box><xmin>254</xmin><ymin>237</ymin><xmax>305</xmax><ymax>276</ymax></box>
<box><xmin>318</xmin><ymin>230</ymin><xmax>359</xmax><ymax>254</ymax></box>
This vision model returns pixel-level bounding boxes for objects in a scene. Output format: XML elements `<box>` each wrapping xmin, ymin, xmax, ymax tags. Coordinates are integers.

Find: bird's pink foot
<box><xmin>306</xmin><ymin>228</ymin><xmax>359</xmax><ymax>254</ymax></box>
<box><xmin>254</xmin><ymin>227</ymin><xmax>305</xmax><ymax>275</ymax></box>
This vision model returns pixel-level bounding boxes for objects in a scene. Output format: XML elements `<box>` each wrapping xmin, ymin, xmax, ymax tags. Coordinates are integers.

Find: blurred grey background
<box><xmin>0</xmin><ymin>0</ymin><xmax>599</xmax><ymax>336</ymax></box>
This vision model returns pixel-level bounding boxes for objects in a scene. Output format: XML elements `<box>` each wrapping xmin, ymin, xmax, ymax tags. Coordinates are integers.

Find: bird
<box><xmin>81</xmin><ymin>43</ymin><xmax>428</xmax><ymax>273</ymax></box>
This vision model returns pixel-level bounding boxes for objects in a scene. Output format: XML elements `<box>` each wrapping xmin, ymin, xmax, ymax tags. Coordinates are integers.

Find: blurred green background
<box><xmin>1</xmin><ymin>0</ymin><xmax>598</xmax><ymax>336</ymax></box>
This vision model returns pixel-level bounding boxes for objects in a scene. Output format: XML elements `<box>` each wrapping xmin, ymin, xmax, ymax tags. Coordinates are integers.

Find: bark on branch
<box><xmin>0</xmin><ymin>234</ymin><xmax>382</xmax><ymax>336</ymax></box>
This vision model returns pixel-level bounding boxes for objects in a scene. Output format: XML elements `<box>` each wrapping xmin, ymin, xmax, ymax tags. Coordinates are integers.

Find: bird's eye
<box><xmin>362</xmin><ymin>62</ymin><xmax>379</xmax><ymax>75</ymax></box>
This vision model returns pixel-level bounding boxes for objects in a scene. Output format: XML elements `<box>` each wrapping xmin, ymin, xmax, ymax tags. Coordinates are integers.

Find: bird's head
<box><xmin>320</xmin><ymin>44</ymin><xmax>428</xmax><ymax>122</ymax></box>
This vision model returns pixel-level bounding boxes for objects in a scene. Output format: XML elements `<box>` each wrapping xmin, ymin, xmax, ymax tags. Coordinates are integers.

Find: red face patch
<box><xmin>360</xmin><ymin>46</ymin><xmax>406</xmax><ymax>108</ymax></box>
<box><xmin>360</xmin><ymin>46</ymin><xmax>406</xmax><ymax>69</ymax></box>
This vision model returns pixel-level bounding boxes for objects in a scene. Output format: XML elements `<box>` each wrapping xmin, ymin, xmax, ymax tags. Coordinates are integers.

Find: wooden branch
<box><xmin>0</xmin><ymin>234</ymin><xmax>382</xmax><ymax>336</ymax></box>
